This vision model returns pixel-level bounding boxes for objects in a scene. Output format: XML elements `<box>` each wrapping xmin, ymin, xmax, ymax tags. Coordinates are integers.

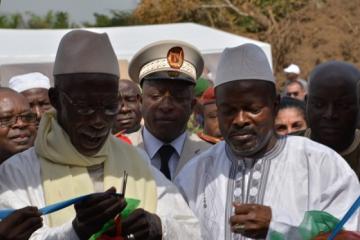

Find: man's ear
<box><xmin>190</xmin><ymin>97</ymin><xmax>197</xmax><ymax>112</ymax></box>
<box><xmin>48</xmin><ymin>87</ymin><xmax>59</xmax><ymax>110</ymax></box>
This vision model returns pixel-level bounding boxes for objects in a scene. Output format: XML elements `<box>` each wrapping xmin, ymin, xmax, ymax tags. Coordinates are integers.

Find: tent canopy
<box><xmin>0</xmin><ymin>22</ymin><xmax>272</xmax><ymax>85</ymax></box>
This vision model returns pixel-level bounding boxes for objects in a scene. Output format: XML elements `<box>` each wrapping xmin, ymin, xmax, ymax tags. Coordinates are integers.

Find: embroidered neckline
<box><xmin>224</xmin><ymin>137</ymin><xmax>286</xmax><ymax>240</ymax></box>
<box><xmin>225</xmin><ymin>136</ymin><xmax>286</xmax><ymax>164</ymax></box>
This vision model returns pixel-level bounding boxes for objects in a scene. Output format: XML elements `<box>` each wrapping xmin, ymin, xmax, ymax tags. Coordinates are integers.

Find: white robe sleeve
<box><xmin>136</xmin><ymin>148</ymin><xmax>201</xmax><ymax>239</ymax></box>
<box><xmin>266</xmin><ymin>141</ymin><xmax>360</xmax><ymax>238</ymax></box>
<box><xmin>0</xmin><ymin>150</ymin><xmax>80</xmax><ymax>240</ymax></box>
<box><xmin>29</xmin><ymin>224</ymin><xmax>79</xmax><ymax>240</ymax></box>
<box><xmin>309</xmin><ymin>148</ymin><xmax>360</xmax><ymax>232</ymax></box>
<box><xmin>150</xmin><ymin>166</ymin><xmax>201</xmax><ymax>240</ymax></box>
<box><xmin>0</xmin><ymin>188</ymin><xmax>80</xmax><ymax>240</ymax></box>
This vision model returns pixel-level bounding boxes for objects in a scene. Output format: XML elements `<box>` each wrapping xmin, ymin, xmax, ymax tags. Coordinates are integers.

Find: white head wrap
<box><xmin>9</xmin><ymin>72</ymin><xmax>51</xmax><ymax>93</ymax></box>
<box><xmin>215</xmin><ymin>43</ymin><xmax>275</xmax><ymax>87</ymax></box>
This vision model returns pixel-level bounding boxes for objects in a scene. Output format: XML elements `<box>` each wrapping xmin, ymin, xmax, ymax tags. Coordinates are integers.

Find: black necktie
<box><xmin>158</xmin><ymin>144</ymin><xmax>175</xmax><ymax>180</ymax></box>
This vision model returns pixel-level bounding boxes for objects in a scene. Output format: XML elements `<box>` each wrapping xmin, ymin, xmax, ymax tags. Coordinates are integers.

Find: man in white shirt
<box><xmin>175</xmin><ymin>43</ymin><xmax>360</xmax><ymax>240</ymax></box>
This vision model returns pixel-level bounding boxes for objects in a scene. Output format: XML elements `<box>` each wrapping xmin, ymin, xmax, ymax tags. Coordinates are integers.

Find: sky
<box><xmin>0</xmin><ymin>0</ymin><xmax>139</xmax><ymax>24</ymax></box>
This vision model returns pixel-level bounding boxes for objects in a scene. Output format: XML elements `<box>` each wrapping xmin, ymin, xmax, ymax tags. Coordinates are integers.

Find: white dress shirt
<box><xmin>143</xmin><ymin>127</ymin><xmax>187</xmax><ymax>180</ymax></box>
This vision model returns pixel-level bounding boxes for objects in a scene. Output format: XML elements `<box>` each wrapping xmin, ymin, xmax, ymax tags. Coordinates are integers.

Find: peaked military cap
<box><xmin>128</xmin><ymin>40</ymin><xmax>204</xmax><ymax>85</ymax></box>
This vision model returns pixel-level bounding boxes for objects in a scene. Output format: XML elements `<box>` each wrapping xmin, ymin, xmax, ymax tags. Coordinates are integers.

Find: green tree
<box><xmin>53</xmin><ymin>11</ymin><xmax>70</xmax><ymax>28</ymax></box>
<box><xmin>0</xmin><ymin>13</ymin><xmax>23</xmax><ymax>28</ymax></box>
<box><xmin>27</xmin><ymin>11</ymin><xmax>72</xmax><ymax>29</ymax></box>
<box><xmin>27</xmin><ymin>11</ymin><xmax>53</xmax><ymax>28</ymax></box>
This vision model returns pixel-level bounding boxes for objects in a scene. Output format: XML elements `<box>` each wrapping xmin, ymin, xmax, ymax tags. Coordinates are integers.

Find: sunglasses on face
<box><xmin>0</xmin><ymin>112</ymin><xmax>37</xmax><ymax>128</ymax></box>
<box><xmin>60</xmin><ymin>90</ymin><xmax>118</xmax><ymax>116</ymax></box>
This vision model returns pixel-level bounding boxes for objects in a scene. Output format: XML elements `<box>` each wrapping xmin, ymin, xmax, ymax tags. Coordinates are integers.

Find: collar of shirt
<box><xmin>142</xmin><ymin>127</ymin><xmax>187</xmax><ymax>159</ymax></box>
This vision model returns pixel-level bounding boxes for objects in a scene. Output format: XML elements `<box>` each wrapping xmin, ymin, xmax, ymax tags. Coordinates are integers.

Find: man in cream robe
<box><xmin>0</xmin><ymin>134</ymin><xmax>200</xmax><ymax>239</ymax></box>
<box><xmin>0</xmin><ymin>30</ymin><xmax>200</xmax><ymax>239</ymax></box>
<box><xmin>175</xmin><ymin>44</ymin><xmax>360</xmax><ymax>240</ymax></box>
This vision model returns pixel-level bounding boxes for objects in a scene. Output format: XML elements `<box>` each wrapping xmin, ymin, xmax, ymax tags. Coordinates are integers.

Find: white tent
<box><xmin>0</xmin><ymin>22</ymin><xmax>272</xmax><ymax>86</ymax></box>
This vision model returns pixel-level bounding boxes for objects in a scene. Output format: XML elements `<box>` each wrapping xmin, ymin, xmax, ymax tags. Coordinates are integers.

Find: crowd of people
<box><xmin>0</xmin><ymin>29</ymin><xmax>359</xmax><ymax>240</ymax></box>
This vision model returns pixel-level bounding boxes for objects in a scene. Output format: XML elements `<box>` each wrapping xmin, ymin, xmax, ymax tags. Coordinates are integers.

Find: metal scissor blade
<box><xmin>121</xmin><ymin>171</ymin><xmax>128</xmax><ymax>197</ymax></box>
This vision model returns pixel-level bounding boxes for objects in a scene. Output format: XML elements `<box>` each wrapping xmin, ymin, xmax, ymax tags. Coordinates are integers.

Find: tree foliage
<box><xmin>132</xmin><ymin>0</ymin><xmax>310</xmax><ymax>74</ymax></box>
<box><xmin>133</xmin><ymin>0</ymin><xmax>309</xmax><ymax>33</ymax></box>
<box><xmin>0</xmin><ymin>1</ymin><xmax>313</xmax><ymax>76</ymax></box>
<box><xmin>27</xmin><ymin>11</ymin><xmax>75</xmax><ymax>29</ymax></box>
<box><xmin>0</xmin><ymin>11</ymin><xmax>76</xmax><ymax>29</ymax></box>
<box><xmin>83</xmin><ymin>10</ymin><xmax>135</xmax><ymax>27</ymax></box>
<box><xmin>0</xmin><ymin>1</ymin><xmax>308</xmax><ymax>32</ymax></box>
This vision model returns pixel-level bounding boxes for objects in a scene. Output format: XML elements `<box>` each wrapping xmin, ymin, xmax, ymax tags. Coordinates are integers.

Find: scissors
<box><xmin>120</xmin><ymin>171</ymin><xmax>128</xmax><ymax>197</ymax></box>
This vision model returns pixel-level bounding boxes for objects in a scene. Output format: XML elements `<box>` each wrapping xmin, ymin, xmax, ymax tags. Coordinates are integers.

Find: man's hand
<box><xmin>0</xmin><ymin>206</ymin><xmax>43</xmax><ymax>240</ymax></box>
<box><xmin>229</xmin><ymin>203</ymin><xmax>272</xmax><ymax>239</ymax></box>
<box><xmin>72</xmin><ymin>187</ymin><xmax>127</xmax><ymax>240</ymax></box>
<box><xmin>121</xmin><ymin>209</ymin><xmax>162</xmax><ymax>240</ymax></box>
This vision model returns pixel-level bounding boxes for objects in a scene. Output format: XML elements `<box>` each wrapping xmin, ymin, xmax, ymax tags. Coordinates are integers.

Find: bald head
<box><xmin>0</xmin><ymin>87</ymin><xmax>18</xmax><ymax>93</ymax></box>
<box><xmin>119</xmin><ymin>79</ymin><xmax>141</xmax><ymax>95</ymax></box>
<box><xmin>308</xmin><ymin>61</ymin><xmax>359</xmax><ymax>90</ymax></box>
<box><xmin>307</xmin><ymin>61</ymin><xmax>360</xmax><ymax>152</ymax></box>
<box><xmin>0</xmin><ymin>87</ymin><xmax>29</xmax><ymax>105</ymax></box>
<box><xmin>0</xmin><ymin>88</ymin><xmax>31</xmax><ymax>119</ymax></box>
<box><xmin>113</xmin><ymin>80</ymin><xmax>142</xmax><ymax>134</ymax></box>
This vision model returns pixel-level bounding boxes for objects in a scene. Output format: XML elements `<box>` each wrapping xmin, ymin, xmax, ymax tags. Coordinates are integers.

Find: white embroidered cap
<box><xmin>9</xmin><ymin>72</ymin><xmax>51</xmax><ymax>93</ymax></box>
<box><xmin>284</xmin><ymin>64</ymin><xmax>300</xmax><ymax>74</ymax></box>
<box><xmin>215</xmin><ymin>43</ymin><xmax>275</xmax><ymax>87</ymax></box>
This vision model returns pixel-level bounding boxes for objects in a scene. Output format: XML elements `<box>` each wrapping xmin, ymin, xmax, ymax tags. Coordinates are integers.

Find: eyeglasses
<box><xmin>0</xmin><ymin>112</ymin><xmax>37</xmax><ymax>128</ymax></box>
<box><xmin>60</xmin><ymin>90</ymin><xmax>119</xmax><ymax>116</ymax></box>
